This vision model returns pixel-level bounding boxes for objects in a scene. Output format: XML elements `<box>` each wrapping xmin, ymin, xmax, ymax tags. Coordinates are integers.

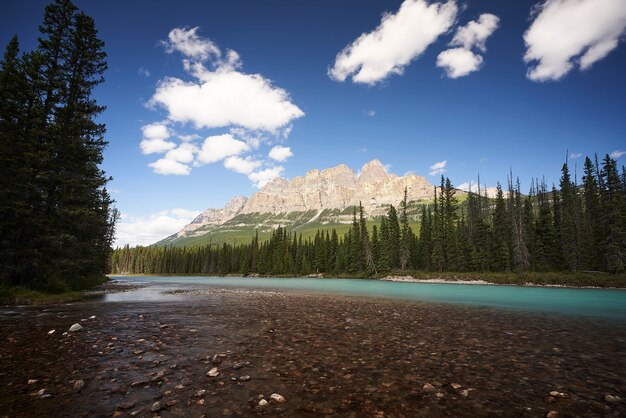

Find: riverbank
<box><xmin>0</xmin><ymin>280</ymin><xmax>146</xmax><ymax>306</ymax></box>
<box><xmin>0</xmin><ymin>286</ymin><xmax>624</xmax><ymax>417</ymax></box>
<box><xmin>110</xmin><ymin>270</ymin><xmax>626</xmax><ymax>289</ymax></box>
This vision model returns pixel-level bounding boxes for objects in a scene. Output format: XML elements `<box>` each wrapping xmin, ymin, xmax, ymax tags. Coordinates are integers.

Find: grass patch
<box><xmin>0</xmin><ymin>275</ymin><xmax>109</xmax><ymax>305</ymax></box>
<box><xmin>0</xmin><ymin>287</ymin><xmax>84</xmax><ymax>305</ymax></box>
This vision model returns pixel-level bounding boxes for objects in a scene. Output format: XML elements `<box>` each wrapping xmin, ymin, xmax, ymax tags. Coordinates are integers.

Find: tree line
<box><xmin>0</xmin><ymin>0</ymin><xmax>116</xmax><ymax>289</ymax></box>
<box><xmin>111</xmin><ymin>154</ymin><xmax>626</xmax><ymax>276</ymax></box>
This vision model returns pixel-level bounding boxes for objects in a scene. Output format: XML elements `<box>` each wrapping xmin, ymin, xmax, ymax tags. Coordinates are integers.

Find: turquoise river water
<box><xmin>111</xmin><ymin>275</ymin><xmax>626</xmax><ymax>321</ymax></box>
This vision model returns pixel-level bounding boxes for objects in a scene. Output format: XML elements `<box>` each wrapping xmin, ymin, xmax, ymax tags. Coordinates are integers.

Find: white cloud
<box><xmin>151</xmin><ymin>72</ymin><xmax>303</xmax><ymax>132</ymax></box>
<box><xmin>165</xmin><ymin>143</ymin><xmax>198</xmax><ymax>163</ymax></box>
<box><xmin>115</xmin><ymin>208</ymin><xmax>201</xmax><ymax>247</ymax></box>
<box><xmin>365</xmin><ymin>109</ymin><xmax>376</xmax><ymax>117</ymax></box>
<box><xmin>429</xmin><ymin>160</ymin><xmax>447</xmax><ymax>176</ymax></box>
<box><xmin>329</xmin><ymin>0</ymin><xmax>458</xmax><ymax>85</ymax></box>
<box><xmin>523</xmin><ymin>0</ymin><xmax>626</xmax><ymax>82</ymax></box>
<box><xmin>436</xmin><ymin>48</ymin><xmax>483</xmax><ymax>78</ymax></box>
<box><xmin>268</xmin><ymin>145</ymin><xmax>293</xmax><ymax>162</ymax></box>
<box><xmin>140</xmin><ymin>123</ymin><xmax>175</xmax><ymax>154</ymax></box>
<box><xmin>162</xmin><ymin>27</ymin><xmax>221</xmax><ymax>61</ymax></box>
<box><xmin>178</xmin><ymin>133</ymin><xmax>200</xmax><ymax>142</ymax></box>
<box><xmin>151</xmin><ymin>27</ymin><xmax>304</xmax><ymax>132</ymax></box>
<box><xmin>223</xmin><ymin>156</ymin><xmax>262</xmax><ymax>174</ymax></box>
<box><xmin>143</xmin><ymin>27</ymin><xmax>304</xmax><ymax>185</ymax></box>
<box><xmin>148</xmin><ymin>158</ymin><xmax>191</xmax><ymax>175</ymax></box>
<box><xmin>569</xmin><ymin>152</ymin><xmax>582</xmax><ymax>159</ymax></box>
<box><xmin>610</xmin><ymin>149</ymin><xmax>625</xmax><ymax>158</ymax></box>
<box><xmin>248</xmin><ymin>166</ymin><xmax>284</xmax><ymax>188</ymax></box>
<box><xmin>437</xmin><ymin>14</ymin><xmax>499</xmax><ymax>78</ymax></box>
<box><xmin>138</xmin><ymin>66</ymin><xmax>151</xmax><ymax>77</ymax></box>
<box><xmin>196</xmin><ymin>134</ymin><xmax>249</xmax><ymax>165</ymax></box>
<box><xmin>450</xmin><ymin>13</ymin><xmax>499</xmax><ymax>52</ymax></box>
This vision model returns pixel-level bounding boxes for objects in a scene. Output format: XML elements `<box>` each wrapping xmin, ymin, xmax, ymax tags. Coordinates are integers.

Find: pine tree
<box><xmin>399</xmin><ymin>187</ymin><xmax>412</xmax><ymax>270</ymax></box>
<box><xmin>359</xmin><ymin>202</ymin><xmax>376</xmax><ymax>274</ymax></box>
<box><xmin>491</xmin><ymin>183</ymin><xmax>510</xmax><ymax>271</ymax></box>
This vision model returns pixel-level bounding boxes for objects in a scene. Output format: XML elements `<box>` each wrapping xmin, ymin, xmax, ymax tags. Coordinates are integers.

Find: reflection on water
<box><xmin>107</xmin><ymin>275</ymin><xmax>626</xmax><ymax>321</ymax></box>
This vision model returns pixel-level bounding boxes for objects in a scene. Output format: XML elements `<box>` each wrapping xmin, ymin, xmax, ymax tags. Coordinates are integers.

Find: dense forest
<box><xmin>0</xmin><ymin>0</ymin><xmax>116</xmax><ymax>289</ymax></box>
<box><xmin>111</xmin><ymin>154</ymin><xmax>626</xmax><ymax>276</ymax></box>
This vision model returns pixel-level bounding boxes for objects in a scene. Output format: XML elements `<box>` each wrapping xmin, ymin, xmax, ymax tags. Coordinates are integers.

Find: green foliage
<box><xmin>0</xmin><ymin>0</ymin><xmax>115</xmax><ymax>289</ymax></box>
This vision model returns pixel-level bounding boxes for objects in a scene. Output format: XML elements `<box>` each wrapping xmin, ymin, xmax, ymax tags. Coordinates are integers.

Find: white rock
<box><xmin>69</xmin><ymin>323</ymin><xmax>83</xmax><ymax>332</ymax></box>
<box><xmin>207</xmin><ymin>367</ymin><xmax>219</xmax><ymax>377</ymax></box>
<box><xmin>73</xmin><ymin>379</ymin><xmax>85</xmax><ymax>392</ymax></box>
<box><xmin>258</xmin><ymin>399</ymin><xmax>268</xmax><ymax>407</ymax></box>
<box><xmin>27</xmin><ymin>379</ymin><xmax>38</xmax><ymax>385</ymax></box>
<box><xmin>47</xmin><ymin>330</ymin><xmax>55</xmax><ymax>335</ymax></box>
<box><xmin>270</xmin><ymin>393</ymin><xmax>286</xmax><ymax>403</ymax></box>
<box><xmin>89</xmin><ymin>315</ymin><xmax>96</xmax><ymax>319</ymax></box>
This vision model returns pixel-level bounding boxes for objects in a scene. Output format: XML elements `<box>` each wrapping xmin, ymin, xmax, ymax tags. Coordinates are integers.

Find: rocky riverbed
<box><xmin>0</xmin><ymin>285</ymin><xmax>625</xmax><ymax>417</ymax></box>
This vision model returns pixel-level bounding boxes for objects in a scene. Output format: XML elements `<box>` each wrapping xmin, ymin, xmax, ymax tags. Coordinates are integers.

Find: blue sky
<box><xmin>1</xmin><ymin>0</ymin><xmax>625</xmax><ymax>245</ymax></box>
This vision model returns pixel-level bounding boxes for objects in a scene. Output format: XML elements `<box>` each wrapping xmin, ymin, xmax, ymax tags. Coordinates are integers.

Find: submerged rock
<box><xmin>151</xmin><ymin>401</ymin><xmax>161</xmax><ymax>412</ymax></box>
<box><xmin>69</xmin><ymin>323</ymin><xmax>83</xmax><ymax>332</ymax></box>
<box><xmin>207</xmin><ymin>367</ymin><xmax>219</xmax><ymax>377</ymax></box>
<box><xmin>270</xmin><ymin>393</ymin><xmax>286</xmax><ymax>403</ymax></box>
<box><xmin>73</xmin><ymin>379</ymin><xmax>85</xmax><ymax>392</ymax></box>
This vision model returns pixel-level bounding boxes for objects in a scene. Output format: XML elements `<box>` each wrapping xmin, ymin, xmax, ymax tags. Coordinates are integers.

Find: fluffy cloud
<box><xmin>523</xmin><ymin>0</ymin><xmax>626</xmax><ymax>82</ymax></box>
<box><xmin>161</xmin><ymin>27</ymin><xmax>220</xmax><ymax>61</ymax></box>
<box><xmin>429</xmin><ymin>160</ymin><xmax>447</xmax><ymax>176</ymax></box>
<box><xmin>248</xmin><ymin>166</ymin><xmax>284</xmax><ymax>188</ymax></box>
<box><xmin>150</xmin><ymin>27</ymin><xmax>304</xmax><ymax>132</ymax></box>
<box><xmin>148</xmin><ymin>158</ymin><xmax>191</xmax><ymax>175</ymax></box>
<box><xmin>436</xmin><ymin>48</ymin><xmax>483</xmax><ymax>78</ymax></box>
<box><xmin>329</xmin><ymin>0</ymin><xmax>458</xmax><ymax>85</ymax></box>
<box><xmin>165</xmin><ymin>143</ymin><xmax>197</xmax><ymax>163</ymax></box>
<box><xmin>365</xmin><ymin>110</ymin><xmax>376</xmax><ymax>117</ymax></box>
<box><xmin>223</xmin><ymin>156</ymin><xmax>262</xmax><ymax>174</ymax></box>
<box><xmin>437</xmin><ymin>14</ymin><xmax>499</xmax><ymax>78</ymax></box>
<box><xmin>196</xmin><ymin>134</ymin><xmax>249</xmax><ymax>165</ymax></box>
<box><xmin>449</xmin><ymin>13</ymin><xmax>499</xmax><ymax>52</ymax></box>
<box><xmin>115</xmin><ymin>209</ymin><xmax>200</xmax><ymax>247</ymax></box>
<box><xmin>268</xmin><ymin>145</ymin><xmax>293</xmax><ymax>162</ymax></box>
<box><xmin>140</xmin><ymin>123</ymin><xmax>175</xmax><ymax>154</ymax></box>
<box><xmin>610</xmin><ymin>149</ymin><xmax>625</xmax><ymax>158</ymax></box>
<box><xmin>143</xmin><ymin>27</ymin><xmax>303</xmax><ymax>186</ymax></box>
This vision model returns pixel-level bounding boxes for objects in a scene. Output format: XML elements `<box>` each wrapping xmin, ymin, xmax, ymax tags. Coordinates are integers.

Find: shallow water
<box><xmin>110</xmin><ymin>275</ymin><xmax>626</xmax><ymax>320</ymax></box>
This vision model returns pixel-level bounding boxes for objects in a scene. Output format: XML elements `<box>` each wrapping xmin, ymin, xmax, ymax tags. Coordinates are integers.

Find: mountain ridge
<box><xmin>160</xmin><ymin>159</ymin><xmax>497</xmax><ymax>246</ymax></box>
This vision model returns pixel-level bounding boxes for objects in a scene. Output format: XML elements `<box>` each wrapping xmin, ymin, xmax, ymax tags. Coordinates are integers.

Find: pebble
<box><xmin>47</xmin><ymin>330</ymin><xmax>55</xmax><ymax>335</ymax></box>
<box><xmin>258</xmin><ymin>399</ymin><xmax>269</xmax><ymax>407</ymax></box>
<box><xmin>89</xmin><ymin>315</ymin><xmax>96</xmax><ymax>319</ymax></box>
<box><xmin>604</xmin><ymin>394</ymin><xmax>622</xmax><ymax>403</ymax></box>
<box><xmin>207</xmin><ymin>367</ymin><xmax>219</xmax><ymax>377</ymax></box>
<box><xmin>422</xmin><ymin>383</ymin><xmax>436</xmax><ymax>392</ymax></box>
<box><xmin>37</xmin><ymin>389</ymin><xmax>46</xmax><ymax>396</ymax></box>
<box><xmin>27</xmin><ymin>379</ymin><xmax>38</xmax><ymax>385</ymax></box>
<box><xmin>40</xmin><ymin>394</ymin><xmax>52</xmax><ymax>400</ymax></box>
<box><xmin>436</xmin><ymin>392</ymin><xmax>445</xmax><ymax>399</ymax></box>
<box><xmin>451</xmin><ymin>383</ymin><xmax>462</xmax><ymax>390</ymax></box>
<box><xmin>546</xmin><ymin>411</ymin><xmax>559</xmax><ymax>418</ymax></box>
<box><xmin>239</xmin><ymin>375</ymin><xmax>250</xmax><ymax>381</ymax></box>
<box><xmin>270</xmin><ymin>393</ymin><xmax>286</xmax><ymax>403</ymax></box>
<box><xmin>69</xmin><ymin>323</ymin><xmax>83</xmax><ymax>332</ymax></box>
<box><xmin>73</xmin><ymin>379</ymin><xmax>85</xmax><ymax>392</ymax></box>
<box><xmin>117</xmin><ymin>401</ymin><xmax>135</xmax><ymax>410</ymax></box>
<box><xmin>194</xmin><ymin>389</ymin><xmax>206</xmax><ymax>397</ymax></box>
<box><xmin>151</xmin><ymin>401</ymin><xmax>161</xmax><ymax>412</ymax></box>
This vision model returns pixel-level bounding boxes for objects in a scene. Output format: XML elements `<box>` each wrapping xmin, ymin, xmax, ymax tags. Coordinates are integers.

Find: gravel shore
<box><xmin>1</xmin><ymin>287</ymin><xmax>625</xmax><ymax>417</ymax></box>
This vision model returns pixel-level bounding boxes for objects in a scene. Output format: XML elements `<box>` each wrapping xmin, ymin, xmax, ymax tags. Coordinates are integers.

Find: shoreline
<box><xmin>108</xmin><ymin>272</ymin><xmax>626</xmax><ymax>290</ymax></box>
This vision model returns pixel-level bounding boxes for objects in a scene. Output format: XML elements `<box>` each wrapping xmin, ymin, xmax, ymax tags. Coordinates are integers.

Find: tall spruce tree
<box><xmin>0</xmin><ymin>0</ymin><xmax>115</xmax><ymax>288</ymax></box>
